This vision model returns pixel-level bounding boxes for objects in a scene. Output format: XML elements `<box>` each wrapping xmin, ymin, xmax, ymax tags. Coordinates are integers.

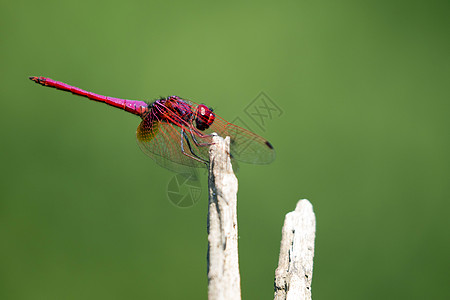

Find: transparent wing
<box><xmin>136</xmin><ymin>113</ymin><xmax>209</xmax><ymax>173</ymax></box>
<box><xmin>196</xmin><ymin>114</ymin><xmax>275</xmax><ymax>164</ymax></box>
<box><xmin>137</xmin><ymin>98</ymin><xmax>275</xmax><ymax>173</ymax></box>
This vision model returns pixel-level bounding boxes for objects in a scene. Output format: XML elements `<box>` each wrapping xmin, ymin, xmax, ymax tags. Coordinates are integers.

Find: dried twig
<box><xmin>207</xmin><ymin>135</ymin><xmax>241</xmax><ymax>300</ymax></box>
<box><xmin>274</xmin><ymin>199</ymin><xmax>316</xmax><ymax>300</ymax></box>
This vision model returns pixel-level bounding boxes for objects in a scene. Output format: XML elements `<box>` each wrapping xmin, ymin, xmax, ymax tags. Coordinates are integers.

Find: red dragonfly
<box><xmin>29</xmin><ymin>76</ymin><xmax>275</xmax><ymax>172</ymax></box>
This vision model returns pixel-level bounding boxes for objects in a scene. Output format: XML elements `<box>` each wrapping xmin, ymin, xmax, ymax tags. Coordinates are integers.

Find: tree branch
<box><xmin>207</xmin><ymin>135</ymin><xmax>241</xmax><ymax>300</ymax></box>
<box><xmin>274</xmin><ymin>199</ymin><xmax>316</xmax><ymax>300</ymax></box>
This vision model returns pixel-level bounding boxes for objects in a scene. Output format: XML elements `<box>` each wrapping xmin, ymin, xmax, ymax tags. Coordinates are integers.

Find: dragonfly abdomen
<box><xmin>29</xmin><ymin>76</ymin><xmax>149</xmax><ymax>116</ymax></box>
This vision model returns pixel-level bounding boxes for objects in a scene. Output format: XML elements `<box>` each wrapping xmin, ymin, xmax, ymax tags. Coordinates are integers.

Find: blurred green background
<box><xmin>1</xmin><ymin>0</ymin><xmax>449</xmax><ymax>299</ymax></box>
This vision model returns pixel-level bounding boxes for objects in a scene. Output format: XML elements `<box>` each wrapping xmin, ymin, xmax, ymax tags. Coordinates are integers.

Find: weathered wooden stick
<box><xmin>207</xmin><ymin>135</ymin><xmax>241</xmax><ymax>300</ymax></box>
<box><xmin>274</xmin><ymin>199</ymin><xmax>316</xmax><ymax>300</ymax></box>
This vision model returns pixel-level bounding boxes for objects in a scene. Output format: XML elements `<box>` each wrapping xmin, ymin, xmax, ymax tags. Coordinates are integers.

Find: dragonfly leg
<box><xmin>180</xmin><ymin>128</ymin><xmax>208</xmax><ymax>165</ymax></box>
<box><xmin>188</xmin><ymin>128</ymin><xmax>234</xmax><ymax>161</ymax></box>
<box><xmin>188</xmin><ymin>127</ymin><xmax>214</xmax><ymax>147</ymax></box>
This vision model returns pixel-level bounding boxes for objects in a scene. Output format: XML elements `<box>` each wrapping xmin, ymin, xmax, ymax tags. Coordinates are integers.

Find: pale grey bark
<box><xmin>274</xmin><ymin>199</ymin><xmax>316</xmax><ymax>300</ymax></box>
<box><xmin>207</xmin><ymin>135</ymin><xmax>241</xmax><ymax>300</ymax></box>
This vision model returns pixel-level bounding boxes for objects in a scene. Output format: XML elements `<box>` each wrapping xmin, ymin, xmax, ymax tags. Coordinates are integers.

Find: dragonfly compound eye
<box><xmin>196</xmin><ymin>104</ymin><xmax>215</xmax><ymax>130</ymax></box>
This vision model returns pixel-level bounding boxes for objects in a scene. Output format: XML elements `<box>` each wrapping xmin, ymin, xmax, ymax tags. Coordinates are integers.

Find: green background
<box><xmin>1</xmin><ymin>0</ymin><xmax>449</xmax><ymax>299</ymax></box>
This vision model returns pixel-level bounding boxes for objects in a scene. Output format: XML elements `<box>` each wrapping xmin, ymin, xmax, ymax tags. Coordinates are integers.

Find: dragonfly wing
<box><xmin>136</xmin><ymin>114</ymin><xmax>208</xmax><ymax>173</ymax></box>
<box><xmin>206</xmin><ymin>117</ymin><xmax>275</xmax><ymax>164</ymax></box>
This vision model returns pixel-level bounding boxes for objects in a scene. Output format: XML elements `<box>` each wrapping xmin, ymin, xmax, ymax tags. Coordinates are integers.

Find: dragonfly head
<box><xmin>195</xmin><ymin>104</ymin><xmax>215</xmax><ymax>130</ymax></box>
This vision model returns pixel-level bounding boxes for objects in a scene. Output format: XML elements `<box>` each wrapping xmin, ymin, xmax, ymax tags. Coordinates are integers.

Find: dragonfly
<box><xmin>29</xmin><ymin>76</ymin><xmax>275</xmax><ymax>173</ymax></box>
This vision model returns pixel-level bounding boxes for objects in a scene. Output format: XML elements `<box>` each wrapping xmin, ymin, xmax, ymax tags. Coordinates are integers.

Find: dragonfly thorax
<box><xmin>152</xmin><ymin>96</ymin><xmax>193</xmax><ymax>124</ymax></box>
<box><xmin>153</xmin><ymin>97</ymin><xmax>215</xmax><ymax>131</ymax></box>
